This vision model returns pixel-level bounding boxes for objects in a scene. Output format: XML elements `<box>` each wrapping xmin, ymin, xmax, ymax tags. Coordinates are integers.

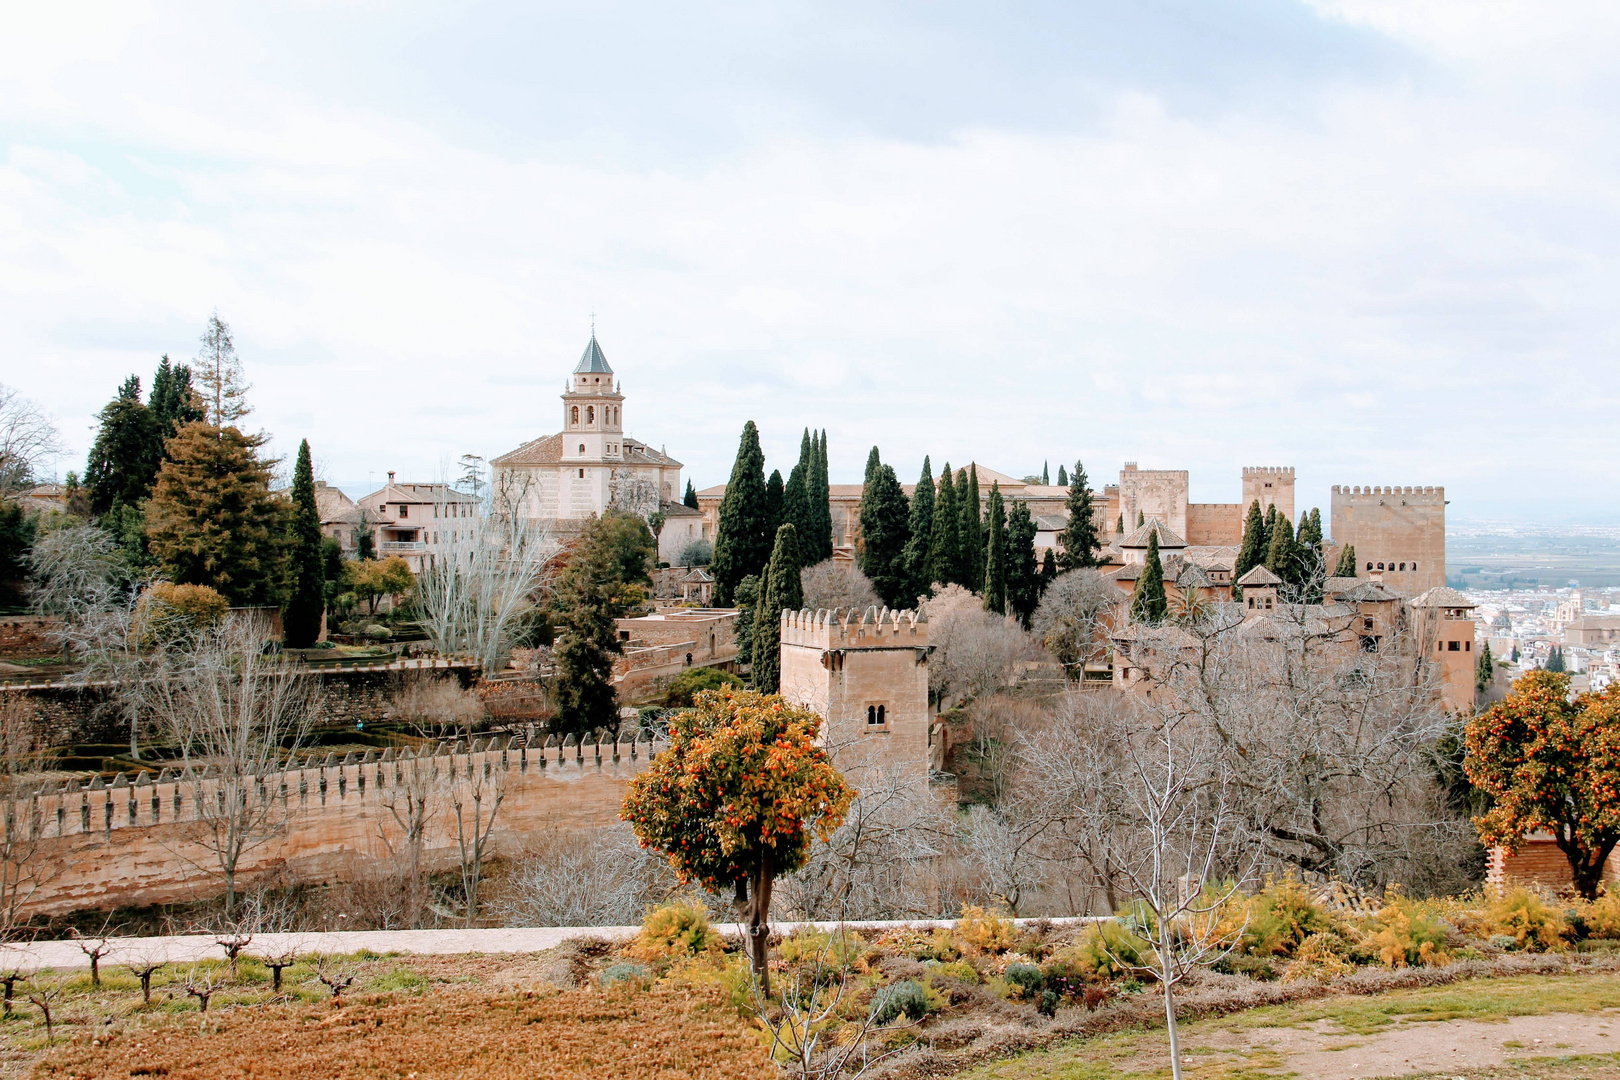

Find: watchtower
<box><xmin>1330</xmin><ymin>485</ymin><xmax>1446</xmax><ymax>596</ymax></box>
<box><xmin>778</xmin><ymin>607</ymin><xmax>932</xmax><ymax>781</ymax></box>
<box><xmin>1241</xmin><ymin>466</ymin><xmax>1296</xmax><ymax>523</ymax></box>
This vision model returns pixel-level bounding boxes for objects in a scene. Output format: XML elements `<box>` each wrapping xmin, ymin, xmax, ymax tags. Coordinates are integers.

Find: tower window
<box><xmin>1399</xmin><ymin>562</ymin><xmax>1406</xmax><ymax>571</ymax></box>
<box><xmin>578</xmin><ymin>469</ymin><xmax>585</xmax><ymax>479</ymax></box>
<box><xmin>578</xmin><ymin>444</ymin><xmax>585</xmax><ymax>454</ymax></box>
<box><xmin>587</xmin><ymin>406</ymin><xmax>595</xmax><ymax>424</ymax></box>
<box><xmin>571</xmin><ymin>406</ymin><xmax>578</xmax><ymax>426</ymax></box>
<box><xmin>866</xmin><ymin>705</ymin><xmax>886</xmax><ymax>727</ymax></box>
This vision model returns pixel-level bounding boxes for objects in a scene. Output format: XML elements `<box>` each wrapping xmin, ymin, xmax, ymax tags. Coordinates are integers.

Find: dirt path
<box><xmin>1218</xmin><ymin>1009</ymin><xmax>1620</xmax><ymax>1078</ymax></box>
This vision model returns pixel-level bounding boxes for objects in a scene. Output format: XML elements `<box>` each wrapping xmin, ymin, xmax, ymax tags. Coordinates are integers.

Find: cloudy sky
<box><xmin>3</xmin><ymin>1</ymin><xmax>1617</xmax><ymax>522</ymax></box>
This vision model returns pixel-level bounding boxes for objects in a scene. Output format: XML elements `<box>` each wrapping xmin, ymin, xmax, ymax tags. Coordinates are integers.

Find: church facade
<box><xmin>491</xmin><ymin>335</ymin><xmax>699</xmax><ymax>562</ymax></box>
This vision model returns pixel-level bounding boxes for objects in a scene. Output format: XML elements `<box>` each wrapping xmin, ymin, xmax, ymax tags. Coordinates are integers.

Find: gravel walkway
<box><xmin>3</xmin><ymin>916</ymin><xmax>1098</xmax><ymax>972</ymax></box>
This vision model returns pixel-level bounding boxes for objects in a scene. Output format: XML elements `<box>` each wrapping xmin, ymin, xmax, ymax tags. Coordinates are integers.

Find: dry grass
<box><xmin>31</xmin><ymin>984</ymin><xmax>773</xmax><ymax>1080</ymax></box>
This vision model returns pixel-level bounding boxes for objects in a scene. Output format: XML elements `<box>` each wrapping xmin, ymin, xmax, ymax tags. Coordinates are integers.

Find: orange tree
<box><xmin>621</xmin><ymin>689</ymin><xmax>853</xmax><ymax>990</ymax></box>
<box><xmin>1465</xmin><ymin>670</ymin><xmax>1620</xmax><ymax>899</ymax></box>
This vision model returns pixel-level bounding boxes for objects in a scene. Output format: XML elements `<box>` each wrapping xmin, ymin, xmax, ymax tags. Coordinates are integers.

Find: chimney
<box><xmin>388</xmin><ymin>471</ymin><xmax>395</xmax><ymax>483</ymax></box>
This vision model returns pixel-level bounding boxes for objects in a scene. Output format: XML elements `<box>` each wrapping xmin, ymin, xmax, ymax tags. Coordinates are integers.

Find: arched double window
<box><xmin>866</xmin><ymin>704</ymin><xmax>886</xmax><ymax>727</ymax></box>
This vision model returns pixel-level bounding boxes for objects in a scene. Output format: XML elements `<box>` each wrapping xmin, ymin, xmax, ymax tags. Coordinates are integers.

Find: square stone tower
<box><xmin>1117</xmin><ymin>463</ymin><xmax>1190</xmax><ymax>539</ymax></box>
<box><xmin>778</xmin><ymin>607</ymin><xmax>932</xmax><ymax>783</ymax></box>
<box><xmin>1241</xmin><ymin>466</ymin><xmax>1295</xmax><ymax>522</ymax></box>
<box><xmin>1330</xmin><ymin>485</ymin><xmax>1447</xmax><ymax>595</ymax></box>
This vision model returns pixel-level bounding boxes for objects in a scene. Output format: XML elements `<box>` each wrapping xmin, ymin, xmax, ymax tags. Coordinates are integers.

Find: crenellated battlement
<box><xmin>1242</xmin><ymin>466</ymin><xmax>1295</xmax><ymax>478</ymax></box>
<box><xmin>1331</xmin><ymin>485</ymin><xmax>1444</xmax><ymax>499</ymax></box>
<box><xmin>780</xmin><ymin>606</ymin><xmax>927</xmax><ymax>650</ymax></box>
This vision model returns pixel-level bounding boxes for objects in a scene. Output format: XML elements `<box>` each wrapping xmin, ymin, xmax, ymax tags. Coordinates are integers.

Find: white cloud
<box><xmin>2</xmin><ymin>3</ymin><xmax>1618</xmax><ymax>521</ymax></box>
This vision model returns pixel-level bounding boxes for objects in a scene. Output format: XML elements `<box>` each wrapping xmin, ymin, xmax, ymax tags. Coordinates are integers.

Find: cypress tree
<box><xmin>983</xmin><ymin>483</ymin><xmax>1007</xmax><ymax>614</ymax></box>
<box><xmin>959</xmin><ymin>464</ymin><xmax>982</xmax><ymax>591</ymax></box>
<box><xmin>925</xmin><ymin>463</ymin><xmax>960</xmax><ymax>589</ymax></box>
<box><xmin>732</xmin><ymin>574</ymin><xmax>761</xmax><ymax>666</ymax></box>
<box><xmin>750</xmin><ymin>524</ymin><xmax>804</xmax><ymax>694</ymax></box>
<box><xmin>1333</xmin><ymin>544</ymin><xmax>1358</xmax><ymax>578</ymax></box>
<box><xmin>813</xmin><ymin>430</ymin><xmax>833</xmax><ymax>560</ymax></box>
<box><xmin>1547</xmin><ymin>645</ymin><xmax>1566</xmax><ymax>673</ymax></box>
<box><xmin>1262</xmin><ymin>504</ymin><xmax>1277</xmax><ymax>551</ymax></box>
<box><xmin>710</xmin><ymin>421</ymin><xmax>770</xmax><ymax>605</ymax></box>
<box><xmin>764</xmin><ymin>469</ymin><xmax>785</xmax><ymax>541</ymax></box>
<box><xmin>1041</xmin><ymin>461</ymin><xmax>1049</xmax><ymax>485</ymax></box>
<box><xmin>1005</xmin><ymin>501</ymin><xmax>1040</xmax><ymax>627</ymax></box>
<box><xmin>858</xmin><ymin>461</ymin><xmax>912</xmax><ymax>609</ymax></box>
<box><xmin>1236</xmin><ymin>500</ymin><xmax>1266</xmax><ymax>580</ymax></box>
<box><xmin>1040</xmin><ymin>548</ymin><xmax>1057</xmax><ymax>587</ymax></box>
<box><xmin>1057</xmin><ymin>459</ymin><xmax>1102</xmax><ymax>570</ymax></box>
<box><xmin>863</xmin><ymin>446</ymin><xmax>881</xmax><ymax>487</ymax></box>
<box><xmin>683</xmin><ymin>480</ymin><xmax>699</xmax><ymax>510</ymax></box>
<box><xmin>1116</xmin><ymin>513</ymin><xmax>1124</xmax><ymax>535</ymax></box>
<box><xmin>1476</xmin><ymin>640</ymin><xmax>1495</xmax><ymax>695</ymax></box>
<box><xmin>283</xmin><ymin>439</ymin><xmax>326</xmax><ymax>648</ymax></box>
<box><xmin>553</xmin><ymin>514</ymin><xmax>626</xmax><ymax>735</ymax></box>
<box><xmin>1056</xmin><ymin>464</ymin><xmax>1068</xmax><ymax>487</ymax></box>
<box><xmin>1136</xmin><ymin>509</ymin><xmax>1145</xmax><ymax>528</ymax></box>
<box><xmin>1265</xmin><ymin>512</ymin><xmax>1297</xmax><ymax>587</ymax></box>
<box><xmin>1129</xmin><ymin>529</ymin><xmax>1168</xmax><ymax>624</ymax></box>
<box><xmin>902</xmin><ymin>456</ymin><xmax>935</xmax><ymax>601</ymax></box>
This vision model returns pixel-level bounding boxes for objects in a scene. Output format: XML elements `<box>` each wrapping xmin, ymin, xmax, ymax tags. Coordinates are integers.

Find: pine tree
<box><xmin>1005</xmin><ymin>501</ymin><xmax>1040</xmax><ymax>627</ymax></box>
<box><xmin>711</xmin><ymin>421</ymin><xmax>770</xmax><ymax>605</ymax></box>
<box><xmin>1476</xmin><ymin>640</ymin><xmax>1495</xmax><ymax>695</ymax></box>
<box><xmin>1041</xmin><ymin>461</ymin><xmax>1049</xmax><ymax>485</ymax></box>
<box><xmin>858</xmin><ymin>460</ymin><xmax>911</xmax><ymax>609</ymax></box>
<box><xmin>1057</xmin><ymin>459</ymin><xmax>1102</xmax><ymax>570</ymax></box>
<box><xmin>1265</xmin><ymin>512</ymin><xmax>1297</xmax><ymax>587</ymax></box>
<box><xmin>1333</xmin><ymin>544</ymin><xmax>1358</xmax><ymax>578</ymax></box>
<box><xmin>1056</xmin><ymin>464</ymin><xmax>1068</xmax><ymax>487</ymax></box>
<box><xmin>552</xmin><ymin>515</ymin><xmax>626</xmax><ymax>735</ymax></box>
<box><xmin>750</xmin><ymin>524</ymin><xmax>804</xmax><ymax>694</ymax></box>
<box><xmin>149</xmin><ymin>356</ymin><xmax>203</xmax><ymax>436</ymax></box>
<box><xmin>1129</xmin><ymin>529</ymin><xmax>1168</xmax><ymax>624</ymax></box>
<box><xmin>1236</xmin><ymin>500</ymin><xmax>1267</xmax><ymax>580</ymax></box>
<box><xmin>195</xmin><ymin>312</ymin><xmax>251</xmax><ymax>429</ymax></box>
<box><xmin>764</xmin><ymin>469</ymin><xmax>785</xmax><ymax>541</ymax></box>
<box><xmin>902</xmin><ymin>457</ymin><xmax>934</xmax><ymax>601</ymax></box>
<box><xmin>925</xmin><ymin>463</ymin><xmax>960</xmax><ymax>589</ymax></box>
<box><xmin>85</xmin><ymin>375</ymin><xmax>162</xmax><ymax>518</ymax></box>
<box><xmin>683</xmin><ymin>479</ymin><xmax>699</xmax><ymax>510</ymax></box>
<box><xmin>146</xmin><ymin>422</ymin><xmax>286</xmax><ymax>606</ymax></box>
<box><xmin>959</xmin><ymin>464</ymin><xmax>982</xmax><ymax>590</ymax></box>
<box><xmin>983</xmin><ymin>482</ymin><xmax>1007</xmax><ymax>614</ymax></box>
<box><xmin>283</xmin><ymin>439</ymin><xmax>326</xmax><ymax>648</ymax></box>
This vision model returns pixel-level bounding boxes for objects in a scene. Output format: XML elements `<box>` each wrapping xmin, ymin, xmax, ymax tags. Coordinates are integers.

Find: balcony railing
<box><xmin>379</xmin><ymin>541</ymin><xmax>427</xmax><ymax>553</ymax></box>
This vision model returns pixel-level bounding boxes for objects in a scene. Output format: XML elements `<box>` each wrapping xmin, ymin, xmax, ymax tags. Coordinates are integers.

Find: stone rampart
<box><xmin>1330</xmin><ymin>484</ymin><xmax>1447</xmax><ymax>595</ymax></box>
<box><xmin>1185</xmin><ymin>503</ymin><xmax>1242</xmax><ymax>547</ymax></box>
<box><xmin>8</xmin><ymin>731</ymin><xmax>663</xmax><ymax>916</ymax></box>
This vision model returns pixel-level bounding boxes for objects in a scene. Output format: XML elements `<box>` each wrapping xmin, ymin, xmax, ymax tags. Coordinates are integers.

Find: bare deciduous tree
<box><xmin>799</xmin><ymin>560</ymin><xmax>881</xmax><ymax>614</ymax></box>
<box><xmin>494</xmin><ymin>823</ymin><xmax>672</xmax><ymax>927</ymax></box>
<box><xmin>143</xmin><ymin>616</ymin><xmax>315</xmax><ymax>913</ymax></box>
<box><xmin>449</xmin><ymin>744</ymin><xmax>507</xmax><ymax>926</ymax></box>
<box><xmin>26</xmin><ymin>524</ymin><xmax>129</xmax><ymax>620</ymax></box>
<box><xmin>376</xmin><ymin>748</ymin><xmax>441</xmax><ymax>928</ymax></box>
<box><xmin>0</xmin><ymin>698</ymin><xmax>56</xmax><ymax>946</ymax></box>
<box><xmin>921</xmin><ymin>584</ymin><xmax>1034</xmax><ymax>708</ymax></box>
<box><xmin>1030</xmin><ymin>568</ymin><xmax>1116</xmax><ymax>679</ymax></box>
<box><xmin>416</xmin><ymin>502</ymin><xmax>559</xmax><ymax>674</ymax></box>
<box><xmin>0</xmin><ymin>384</ymin><xmax>64</xmax><ymax>495</ymax></box>
<box><xmin>608</xmin><ymin>470</ymin><xmax>660</xmax><ymax>519</ymax></box>
<box><xmin>120</xmin><ymin>940</ymin><xmax>170</xmax><ymax>1004</ymax></box>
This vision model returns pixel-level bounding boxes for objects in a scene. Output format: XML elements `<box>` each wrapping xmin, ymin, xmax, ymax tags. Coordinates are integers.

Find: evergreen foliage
<box><xmin>959</xmin><ymin>464</ymin><xmax>983</xmax><ymax>591</ymax></box>
<box><xmin>552</xmin><ymin>512</ymin><xmax>639</xmax><ymax>735</ymax></box>
<box><xmin>1547</xmin><ymin>646</ymin><xmax>1566</xmax><ymax>673</ymax></box>
<box><xmin>710</xmin><ymin>421</ymin><xmax>770</xmax><ymax>604</ymax></box>
<box><xmin>195</xmin><ymin>312</ymin><xmax>251</xmax><ymax>428</ymax></box>
<box><xmin>1264</xmin><ymin>511</ymin><xmax>1297</xmax><ymax>586</ymax></box>
<box><xmin>857</xmin><ymin>460</ymin><xmax>912</xmax><ymax>609</ymax></box>
<box><xmin>1116</xmin><ymin>513</ymin><xmax>1124</xmax><ymax>534</ymax></box>
<box><xmin>1057</xmin><ymin>459</ymin><xmax>1102</xmax><ymax>570</ymax></box>
<box><xmin>750</xmin><ymin>524</ymin><xmax>804</xmax><ymax>694</ymax></box>
<box><xmin>1041</xmin><ymin>461</ymin><xmax>1049</xmax><ymax>485</ymax></box>
<box><xmin>1334</xmin><ymin>544</ymin><xmax>1358</xmax><ymax>577</ymax></box>
<box><xmin>732</xmin><ymin>574</ymin><xmax>761</xmax><ymax>667</ymax></box>
<box><xmin>149</xmin><ymin>355</ymin><xmax>203</xmax><ymax>435</ymax></box>
<box><xmin>902</xmin><ymin>456</ymin><xmax>935</xmax><ymax>601</ymax></box>
<box><xmin>1005</xmin><ymin>501</ymin><xmax>1041</xmax><ymax>628</ymax></box>
<box><xmin>1476</xmin><ymin>640</ymin><xmax>1495</xmax><ymax>695</ymax></box>
<box><xmin>863</xmin><ymin>446</ymin><xmax>881</xmax><ymax>486</ymax></box>
<box><xmin>1056</xmin><ymin>464</ymin><xmax>1068</xmax><ymax>487</ymax></box>
<box><xmin>1136</xmin><ymin>509</ymin><xmax>1145</xmax><ymax>528</ymax></box>
<box><xmin>764</xmin><ymin>469</ymin><xmax>784</xmax><ymax>541</ymax></box>
<box><xmin>925</xmin><ymin>463</ymin><xmax>960</xmax><ymax>589</ymax></box>
<box><xmin>804</xmin><ymin>429</ymin><xmax>832</xmax><ymax>562</ymax></box>
<box><xmin>1129</xmin><ymin>529</ymin><xmax>1168</xmax><ymax>624</ymax></box>
<box><xmin>683</xmin><ymin>479</ymin><xmax>699</xmax><ymax>510</ymax></box>
<box><xmin>0</xmin><ymin>501</ymin><xmax>36</xmax><ymax>605</ymax></box>
<box><xmin>319</xmin><ymin>535</ymin><xmax>344</xmax><ymax>612</ymax></box>
<box><xmin>145</xmin><ymin>421</ymin><xmax>287</xmax><ymax>606</ymax></box>
<box><xmin>283</xmin><ymin>439</ymin><xmax>326</xmax><ymax>648</ymax></box>
<box><xmin>85</xmin><ymin>375</ymin><xmax>162</xmax><ymax>518</ymax></box>
<box><xmin>1262</xmin><ymin>504</ymin><xmax>1278</xmax><ymax>550</ymax></box>
<box><xmin>781</xmin><ymin>436</ymin><xmax>810</xmax><ymax>546</ymax></box>
<box><xmin>1041</xmin><ymin>547</ymin><xmax>1057</xmax><ymax>585</ymax></box>
<box><xmin>983</xmin><ymin>483</ymin><xmax>1007</xmax><ymax>614</ymax></box>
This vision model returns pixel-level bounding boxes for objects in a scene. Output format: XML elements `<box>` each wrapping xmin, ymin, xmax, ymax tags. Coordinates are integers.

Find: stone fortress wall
<box><xmin>1330</xmin><ymin>485</ymin><xmax>1447</xmax><ymax>594</ymax></box>
<box><xmin>14</xmin><ymin>732</ymin><xmax>656</xmax><ymax>916</ymax></box>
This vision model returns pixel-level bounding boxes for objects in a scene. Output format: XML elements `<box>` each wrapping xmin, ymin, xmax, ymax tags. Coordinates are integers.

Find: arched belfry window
<box><xmin>578</xmin><ymin>444</ymin><xmax>585</xmax><ymax>455</ymax></box>
<box><xmin>587</xmin><ymin>406</ymin><xmax>595</xmax><ymax>425</ymax></box>
<box><xmin>571</xmin><ymin>406</ymin><xmax>579</xmax><ymax>426</ymax></box>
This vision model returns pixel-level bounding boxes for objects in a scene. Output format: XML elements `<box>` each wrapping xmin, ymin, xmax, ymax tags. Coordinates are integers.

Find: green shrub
<box><xmin>665</xmin><ymin>667</ymin><xmax>743</xmax><ymax>708</ymax></box>
<box><xmin>1488</xmin><ymin>888</ymin><xmax>1568</xmax><ymax>952</ymax></box>
<box><xmin>1036</xmin><ymin>988</ymin><xmax>1059</xmax><ymax>1017</ymax></box>
<box><xmin>1243</xmin><ymin>876</ymin><xmax>1331</xmax><ymax>958</ymax></box>
<box><xmin>1052</xmin><ymin>919</ymin><xmax>1152</xmax><ymax>981</ymax></box>
<box><xmin>926</xmin><ymin>959</ymin><xmax>980</xmax><ymax>984</ymax></box>
<box><xmin>600</xmin><ymin>961</ymin><xmax>649</xmax><ymax>986</ymax></box>
<box><xmin>626</xmin><ymin>898</ymin><xmax>721</xmax><ymax>962</ymax></box>
<box><xmin>871</xmin><ymin>980</ymin><xmax>932</xmax><ymax>1023</ymax></box>
<box><xmin>777</xmin><ymin>928</ymin><xmax>864</xmax><ymax>970</ymax></box>
<box><xmin>1003</xmin><ymin>962</ymin><xmax>1043</xmax><ymax>998</ymax></box>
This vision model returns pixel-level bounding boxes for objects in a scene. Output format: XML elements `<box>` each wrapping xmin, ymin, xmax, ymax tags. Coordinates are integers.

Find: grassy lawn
<box><xmin>961</xmin><ymin>971</ymin><xmax>1620</xmax><ymax>1080</ymax></box>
